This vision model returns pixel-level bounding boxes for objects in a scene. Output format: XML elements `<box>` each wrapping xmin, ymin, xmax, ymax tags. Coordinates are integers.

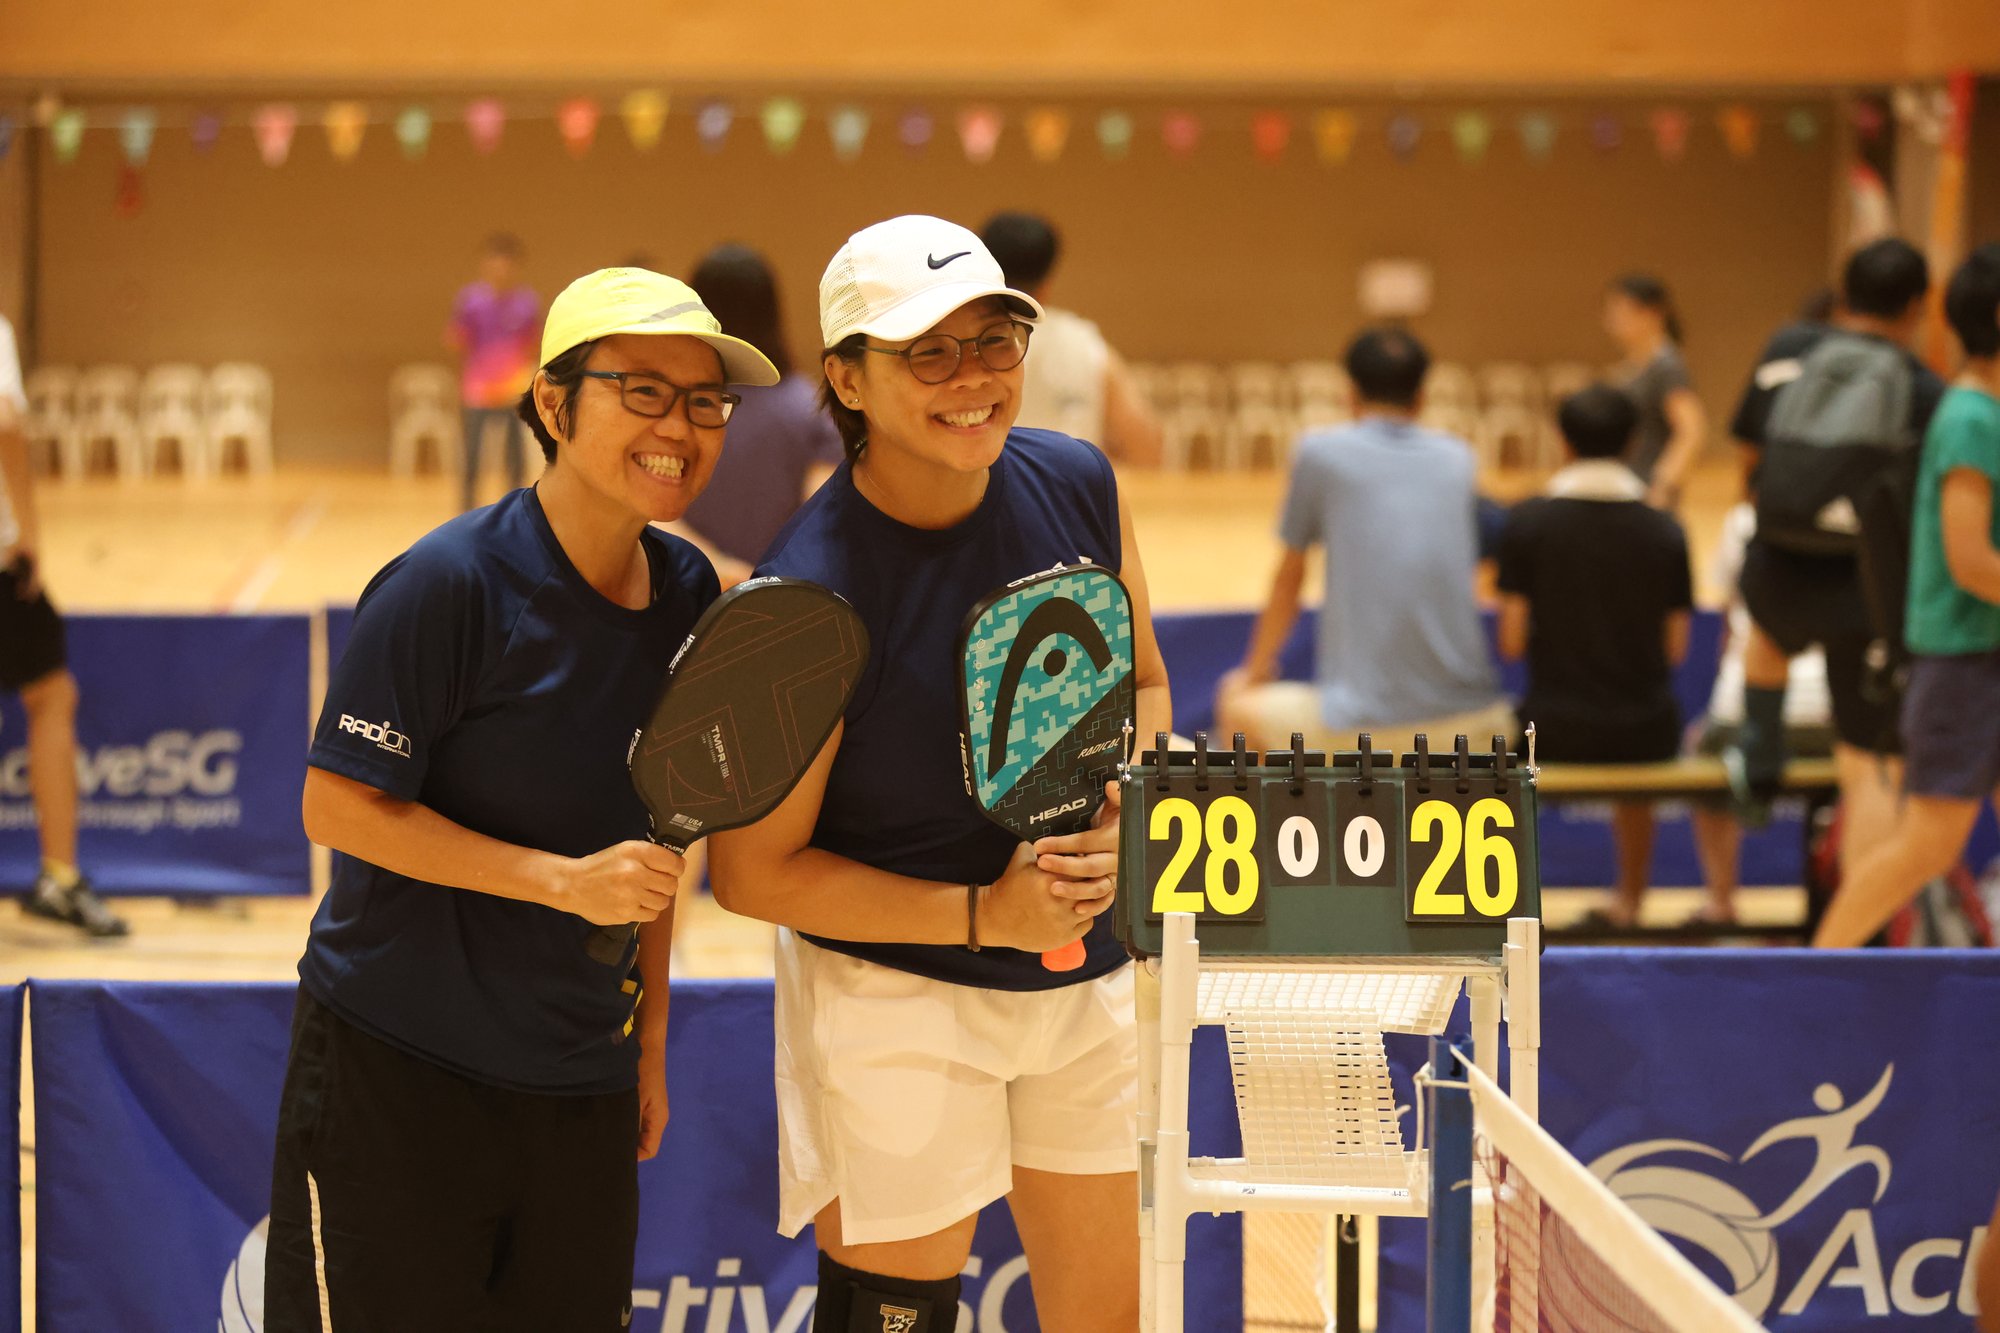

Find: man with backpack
<box><xmin>1728</xmin><ymin>239</ymin><xmax>1946</xmax><ymax>879</ymax></box>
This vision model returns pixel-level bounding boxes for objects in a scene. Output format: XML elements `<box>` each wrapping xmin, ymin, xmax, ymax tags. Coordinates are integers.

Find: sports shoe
<box><xmin>1722</xmin><ymin>744</ymin><xmax>1774</xmax><ymax>831</ymax></box>
<box><xmin>23</xmin><ymin>871</ymin><xmax>130</xmax><ymax>938</ymax></box>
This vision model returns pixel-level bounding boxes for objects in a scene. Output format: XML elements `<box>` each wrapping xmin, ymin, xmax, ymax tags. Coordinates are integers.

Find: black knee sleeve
<box><xmin>814</xmin><ymin>1250</ymin><xmax>961</xmax><ymax>1333</ymax></box>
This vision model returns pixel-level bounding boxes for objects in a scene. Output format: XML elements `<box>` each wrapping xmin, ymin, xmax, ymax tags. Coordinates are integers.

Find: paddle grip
<box><xmin>585</xmin><ymin>834</ymin><xmax>691</xmax><ymax>967</ymax></box>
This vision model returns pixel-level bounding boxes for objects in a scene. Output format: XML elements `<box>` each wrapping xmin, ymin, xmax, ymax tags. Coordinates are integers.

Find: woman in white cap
<box><xmin>264</xmin><ymin>268</ymin><xmax>778</xmax><ymax>1331</ymax></box>
<box><xmin>712</xmin><ymin>217</ymin><xmax>1170</xmax><ymax>1332</ymax></box>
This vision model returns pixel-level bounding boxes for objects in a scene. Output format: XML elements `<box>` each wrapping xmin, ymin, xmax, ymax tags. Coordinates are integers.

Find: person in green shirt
<box><xmin>1817</xmin><ymin>245</ymin><xmax>2000</xmax><ymax>947</ymax></box>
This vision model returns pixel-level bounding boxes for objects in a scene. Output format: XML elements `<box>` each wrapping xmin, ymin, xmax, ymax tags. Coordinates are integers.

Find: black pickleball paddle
<box><xmin>585</xmin><ymin>577</ymin><xmax>869</xmax><ymax>966</ymax></box>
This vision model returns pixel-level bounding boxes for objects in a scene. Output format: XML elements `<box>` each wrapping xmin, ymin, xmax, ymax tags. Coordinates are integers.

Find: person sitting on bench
<box><xmin>1497</xmin><ymin>385</ymin><xmax>1694</xmax><ymax>929</ymax></box>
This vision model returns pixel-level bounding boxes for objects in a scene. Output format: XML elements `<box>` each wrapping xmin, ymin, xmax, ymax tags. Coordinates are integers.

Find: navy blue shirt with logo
<box><xmin>301</xmin><ymin>488</ymin><xmax>717</xmax><ymax>1093</ymax></box>
<box><xmin>757</xmin><ymin>428</ymin><xmax>1131</xmax><ymax>990</ymax></box>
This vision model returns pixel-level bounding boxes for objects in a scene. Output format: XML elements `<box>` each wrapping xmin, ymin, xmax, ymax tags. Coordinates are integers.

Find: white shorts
<box><xmin>773</xmin><ymin>929</ymin><xmax>1138</xmax><ymax>1245</ymax></box>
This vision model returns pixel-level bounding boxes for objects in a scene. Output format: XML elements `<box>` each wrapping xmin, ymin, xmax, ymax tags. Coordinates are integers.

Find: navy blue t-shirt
<box><xmin>757</xmin><ymin>428</ymin><xmax>1130</xmax><ymax>990</ymax></box>
<box><xmin>301</xmin><ymin>488</ymin><xmax>718</xmax><ymax>1093</ymax></box>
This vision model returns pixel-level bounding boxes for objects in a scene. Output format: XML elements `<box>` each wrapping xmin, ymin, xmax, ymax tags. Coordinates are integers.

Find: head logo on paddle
<box><xmin>585</xmin><ymin>577</ymin><xmax>868</xmax><ymax>966</ymax></box>
<box><xmin>959</xmin><ymin>562</ymin><xmax>1134</xmax><ymax>971</ymax></box>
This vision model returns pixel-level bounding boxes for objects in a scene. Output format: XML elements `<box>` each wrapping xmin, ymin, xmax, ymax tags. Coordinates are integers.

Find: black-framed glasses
<box><xmin>581</xmin><ymin>370</ymin><xmax>740</xmax><ymax>427</ymax></box>
<box><xmin>861</xmin><ymin>319</ymin><xmax>1033</xmax><ymax>385</ymax></box>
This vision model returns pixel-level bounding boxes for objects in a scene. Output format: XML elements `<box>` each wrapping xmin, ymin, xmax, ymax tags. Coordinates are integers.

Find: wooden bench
<box><xmin>1532</xmin><ymin>755</ymin><xmax>1840</xmax><ymax>942</ymax></box>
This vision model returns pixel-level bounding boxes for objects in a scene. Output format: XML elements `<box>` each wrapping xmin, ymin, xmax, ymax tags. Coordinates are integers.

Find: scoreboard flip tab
<box><xmin>1118</xmin><ymin>729</ymin><xmax>1540</xmax><ymax>960</ymax></box>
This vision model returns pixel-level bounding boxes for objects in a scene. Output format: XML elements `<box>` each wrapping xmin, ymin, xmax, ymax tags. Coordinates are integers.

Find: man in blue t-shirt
<box><xmin>264</xmin><ymin>268</ymin><xmax>779</xmax><ymax>1331</ymax></box>
<box><xmin>1219</xmin><ymin>327</ymin><xmax>1514</xmax><ymax>756</ymax></box>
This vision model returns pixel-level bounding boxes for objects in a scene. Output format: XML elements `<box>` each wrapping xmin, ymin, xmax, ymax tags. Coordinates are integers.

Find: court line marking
<box><xmin>217</xmin><ymin>496</ymin><xmax>328</xmax><ymax>612</ymax></box>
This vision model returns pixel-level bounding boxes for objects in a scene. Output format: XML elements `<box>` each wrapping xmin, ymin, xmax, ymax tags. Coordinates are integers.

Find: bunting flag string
<box><xmin>22</xmin><ymin>95</ymin><xmax>1832</xmax><ymax>171</ymax></box>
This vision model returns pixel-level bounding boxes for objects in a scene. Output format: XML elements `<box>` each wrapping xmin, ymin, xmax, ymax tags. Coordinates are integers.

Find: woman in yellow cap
<box><xmin>263</xmin><ymin>268</ymin><xmax>778</xmax><ymax>1331</ymax></box>
<box><xmin>713</xmin><ymin>217</ymin><xmax>1170</xmax><ymax>1332</ymax></box>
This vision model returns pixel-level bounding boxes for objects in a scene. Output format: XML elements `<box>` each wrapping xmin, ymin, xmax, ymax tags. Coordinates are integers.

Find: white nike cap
<box><xmin>819</xmin><ymin>215</ymin><xmax>1043</xmax><ymax>347</ymax></box>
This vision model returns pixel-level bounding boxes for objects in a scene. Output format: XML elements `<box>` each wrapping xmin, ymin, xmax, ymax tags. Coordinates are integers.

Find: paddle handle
<box><xmin>1042</xmin><ymin>939</ymin><xmax>1087</xmax><ymax>971</ymax></box>
<box><xmin>585</xmin><ymin>833</ymin><xmax>691</xmax><ymax>966</ymax></box>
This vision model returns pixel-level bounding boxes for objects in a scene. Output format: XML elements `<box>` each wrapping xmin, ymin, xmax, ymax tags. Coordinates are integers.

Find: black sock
<box><xmin>1739</xmin><ymin>685</ymin><xmax>1788</xmax><ymax>789</ymax></box>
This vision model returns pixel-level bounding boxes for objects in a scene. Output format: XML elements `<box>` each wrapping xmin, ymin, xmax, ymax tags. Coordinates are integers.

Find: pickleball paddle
<box><xmin>585</xmin><ymin>577</ymin><xmax>869</xmax><ymax>966</ymax></box>
<box><xmin>959</xmin><ymin>563</ymin><xmax>1136</xmax><ymax>971</ymax></box>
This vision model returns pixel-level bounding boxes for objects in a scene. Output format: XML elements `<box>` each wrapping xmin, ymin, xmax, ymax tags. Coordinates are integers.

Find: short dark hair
<box><xmin>1344</xmin><ymin>328</ymin><xmax>1429</xmax><ymax>408</ymax></box>
<box><xmin>1945</xmin><ymin>244</ymin><xmax>2000</xmax><ymax>359</ymax></box>
<box><xmin>482</xmin><ymin>231</ymin><xmax>524</xmax><ymax>260</ymax></box>
<box><xmin>515</xmin><ymin>339</ymin><xmax>598</xmax><ymax>463</ymax></box>
<box><xmin>1557</xmin><ymin>384</ymin><xmax>1640</xmax><ymax>460</ymax></box>
<box><xmin>819</xmin><ymin>335</ymin><xmax>869</xmax><ymax>464</ymax></box>
<box><xmin>689</xmin><ymin>243</ymin><xmax>792</xmax><ymax>377</ymax></box>
<box><xmin>1611</xmin><ymin>272</ymin><xmax>1685</xmax><ymax>345</ymax></box>
<box><xmin>1843</xmin><ymin>238</ymin><xmax>1930</xmax><ymax>320</ymax></box>
<box><xmin>979</xmin><ymin>212</ymin><xmax>1061</xmax><ymax>292</ymax></box>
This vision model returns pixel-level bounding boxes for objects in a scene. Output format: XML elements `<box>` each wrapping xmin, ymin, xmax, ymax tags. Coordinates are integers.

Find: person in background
<box><xmin>1685</xmin><ymin>502</ymin><xmax>1836</xmax><ymax>925</ymax></box>
<box><xmin>1728</xmin><ymin>239</ymin><xmax>1945</xmax><ymax>874</ymax></box>
<box><xmin>1815</xmin><ymin>246</ymin><xmax>2000</xmax><ymax>947</ymax></box>
<box><xmin>1218</xmin><ymin>327</ymin><xmax>1514</xmax><ymax>755</ymax></box>
<box><xmin>1496</xmin><ymin>385</ymin><xmax>1693</xmax><ymax>929</ymax></box>
<box><xmin>678</xmin><ymin>244</ymin><xmax>842</xmax><ymax>586</ymax></box>
<box><xmin>980</xmin><ymin>211</ymin><xmax>1163</xmax><ymax>466</ymax></box>
<box><xmin>447</xmin><ymin>232</ymin><xmax>542</xmax><ymax>511</ymax></box>
<box><xmin>0</xmin><ymin>313</ymin><xmax>127</xmax><ymax>938</ymax></box>
<box><xmin>1605</xmin><ymin>273</ymin><xmax>1707</xmax><ymax>509</ymax></box>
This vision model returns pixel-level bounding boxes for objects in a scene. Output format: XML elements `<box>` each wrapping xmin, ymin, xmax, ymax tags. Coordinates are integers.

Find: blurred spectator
<box><xmin>1728</xmin><ymin>239</ymin><xmax>1945</xmax><ymax>877</ymax></box>
<box><xmin>1218</xmin><ymin>328</ymin><xmax>1512</xmax><ymax>754</ymax></box>
<box><xmin>446</xmin><ymin>232</ymin><xmax>541</xmax><ymax>510</ymax></box>
<box><xmin>1496</xmin><ymin>385</ymin><xmax>1693</xmax><ymax>928</ymax></box>
<box><xmin>980</xmin><ymin>212</ymin><xmax>1162</xmax><ymax>466</ymax></box>
<box><xmin>0</xmin><ymin>312</ymin><xmax>127</xmax><ymax>937</ymax></box>
<box><xmin>1816</xmin><ymin>245</ymin><xmax>2000</xmax><ymax>946</ymax></box>
<box><xmin>679</xmin><ymin>244</ymin><xmax>842</xmax><ymax>586</ymax></box>
<box><xmin>1605</xmin><ymin>273</ymin><xmax>1707</xmax><ymax>508</ymax></box>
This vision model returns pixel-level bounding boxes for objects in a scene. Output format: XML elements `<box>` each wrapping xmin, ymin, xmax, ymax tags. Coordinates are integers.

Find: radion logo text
<box><xmin>1</xmin><ymin>729</ymin><xmax>241</xmax><ymax>800</ymax></box>
<box><xmin>337</xmin><ymin>714</ymin><xmax>411</xmax><ymax>758</ymax></box>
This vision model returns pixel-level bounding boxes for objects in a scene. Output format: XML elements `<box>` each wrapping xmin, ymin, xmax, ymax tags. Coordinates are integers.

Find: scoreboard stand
<box><xmin>1117</xmin><ymin>732</ymin><xmax>1544</xmax><ymax>1333</ymax></box>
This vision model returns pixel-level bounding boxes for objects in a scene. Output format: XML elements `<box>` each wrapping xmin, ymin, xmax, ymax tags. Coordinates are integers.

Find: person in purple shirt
<box><xmin>447</xmin><ymin>233</ymin><xmax>543</xmax><ymax>510</ymax></box>
<box><xmin>678</xmin><ymin>245</ymin><xmax>842</xmax><ymax>584</ymax></box>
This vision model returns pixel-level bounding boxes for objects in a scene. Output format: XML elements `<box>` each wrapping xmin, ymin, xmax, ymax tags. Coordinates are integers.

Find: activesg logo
<box><xmin>1590</xmin><ymin>1065</ymin><xmax>1988</xmax><ymax>1323</ymax></box>
<box><xmin>222</xmin><ymin>1226</ymin><xmax>1042</xmax><ymax>1332</ymax></box>
<box><xmin>0</xmin><ymin>728</ymin><xmax>243</xmax><ymax>834</ymax></box>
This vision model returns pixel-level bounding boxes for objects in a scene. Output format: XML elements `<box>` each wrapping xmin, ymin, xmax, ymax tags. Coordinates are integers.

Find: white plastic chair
<box><xmin>1159</xmin><ymin>404</ymin><xmax>1232</xmax><ymax>471</ymax></box>
<box><xmin>1126</xmin><ymin>363</ymin><xmax>1171</xmax><ymax>417</ymax></box>
<box><xmin>139</xmin><ymin>364</ymin><xmax>211</xmax><ymax>478</ymax></box>
<box><xmin>1424</xmin><ymin>361</ymin><xmax>1477</xmax><ymax>412</ymax></box>
<box><xmin>1477</xmin><ymin>403</ymin><xmax>1555</xmax><ymax>472</ymax></box>
<box><xmin>1477</xmin><ymin>362</ymin><xmax>1542</xmax><ymax>413</ymax></box>
<box><xmin>204</xmin><ymin>363</ymin><xmax>275</xmax><ymax>475</ymax></box>
<box><xmin>23</xmin><ymin>366</ymin><xmax>81</xmax><ymax>476</ymax></box>
<box><xmin>388</xmin><ymin>363</ymin><xmax>463</xmax><ymax>477</ymax></box>
<box><xmin>1225</xmin><ymin>404</ymin><xmax>1300</xmax><ymax>470</ymax></box>
<box><xmin>1226</xmin><ymin>361</ymin><xmax>1289</xmax><ymax>412</ymax></box>
<box><xmin>74</xmin><ymin>365</ymin><xmax>146</xmax><ymax>478</ymax></box>
<box><xmin>1540</xmin><ymin>362</ymin><xmax>1597</xmax><ymax>408</ymax></box>
<box><xmin>1290</xmin><ymin>361</ymin><xmax>1353</xmax><ymax>433</ymax></box>
<box><xmin>1165</xmin><ymin>362</ymin><xmax>1227</xmax><ymax>415</ymax></box>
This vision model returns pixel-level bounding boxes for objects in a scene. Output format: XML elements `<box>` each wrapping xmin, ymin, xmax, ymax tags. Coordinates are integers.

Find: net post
<box><xmin>1425</xmin><ymin>1038</ymin><xmax>1474</xmax><ymax>1333</ymax></box>
<box><xmin>1151</xmin><ymin>911</ymin><xmax>1200</xmax><ymax>1331</ymax></box>
<box><xmin>1136</xmin><ymin>958</ymin><xmax>1161</xmax><ymax>1333</ymax></box>
<box><xmin>1505</xmin><ymin>916</ymin><xmax>1541</xmax><ymax>1120</ymax></box>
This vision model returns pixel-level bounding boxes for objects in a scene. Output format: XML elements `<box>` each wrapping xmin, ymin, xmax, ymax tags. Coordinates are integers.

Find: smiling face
<box><xmin>536</xmin><ymin>332</ymin><xmax>728</xmax><ymax>525</ymax></box>
<box><xmin>826</xmin><ymin>297</ymin><xmax>1026</xmax><ymax>479</ymax></box>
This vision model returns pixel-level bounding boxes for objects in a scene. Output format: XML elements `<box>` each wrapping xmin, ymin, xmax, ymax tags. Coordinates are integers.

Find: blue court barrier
<box><xmin>0</xmin><ymin>615</ymin><xmax>312</xmax><ymax>896</ymax></box>
<box><xmin>27</xmin><ymin>979</ymin><xmax>1243</xmax><ymax>1332</ymax></box>
<box><xmin>1375</xmin><ymin>949</ymin><xmax>2000</xmax><ymax>1330</ymax></box>
<box><xmin>2</xmin><ymin>984</ymin><xmax>19</xmax><ymax>1333</ymax></box>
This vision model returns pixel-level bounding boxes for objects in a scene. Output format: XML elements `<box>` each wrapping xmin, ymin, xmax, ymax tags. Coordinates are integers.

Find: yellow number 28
<box><xmin>1150</xmin><ymin>794</ymin><xmax>1261</xmax><ymax>916</ymax></box>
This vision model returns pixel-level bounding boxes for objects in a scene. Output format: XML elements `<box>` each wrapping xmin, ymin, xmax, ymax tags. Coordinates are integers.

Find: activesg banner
<box><xmin>1377</xmin><ymin>950</ymin><xmax>2000</xmax><ymax>1329</ymax></box>
<box><xmin>0</xmin><ymin>615</ymin><xmax>311</xmax><ymax>895</ymax></box>
<box><xmin>30</xmin><ymin>979</ymin><xmax>1244</xmax><ymax>1331</ymax></box>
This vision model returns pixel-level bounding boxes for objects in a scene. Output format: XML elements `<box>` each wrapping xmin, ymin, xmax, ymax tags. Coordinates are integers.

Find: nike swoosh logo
<box><xmin>927</xmin><ymin>251</ymin><xmax>971</xmax><ymax>270</ymax></box>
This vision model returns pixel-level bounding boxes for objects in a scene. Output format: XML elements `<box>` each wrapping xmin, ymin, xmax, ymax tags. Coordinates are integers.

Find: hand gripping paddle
<box><xmin>585</xmin><ymin>577</ymin><xmax>869</xmax><ymax>966</ymax></box>
<box><xmin>959</xmin><ymin>563</ymin><xmax>1135</xmax><ymax>972</ymax></box>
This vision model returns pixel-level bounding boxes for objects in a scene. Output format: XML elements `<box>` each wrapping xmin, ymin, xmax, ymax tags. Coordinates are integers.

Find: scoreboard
<box><xmin>1116</xmin><ymin>733</ymin><xmax>1541</xmax><ymax>959</ymax></box>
